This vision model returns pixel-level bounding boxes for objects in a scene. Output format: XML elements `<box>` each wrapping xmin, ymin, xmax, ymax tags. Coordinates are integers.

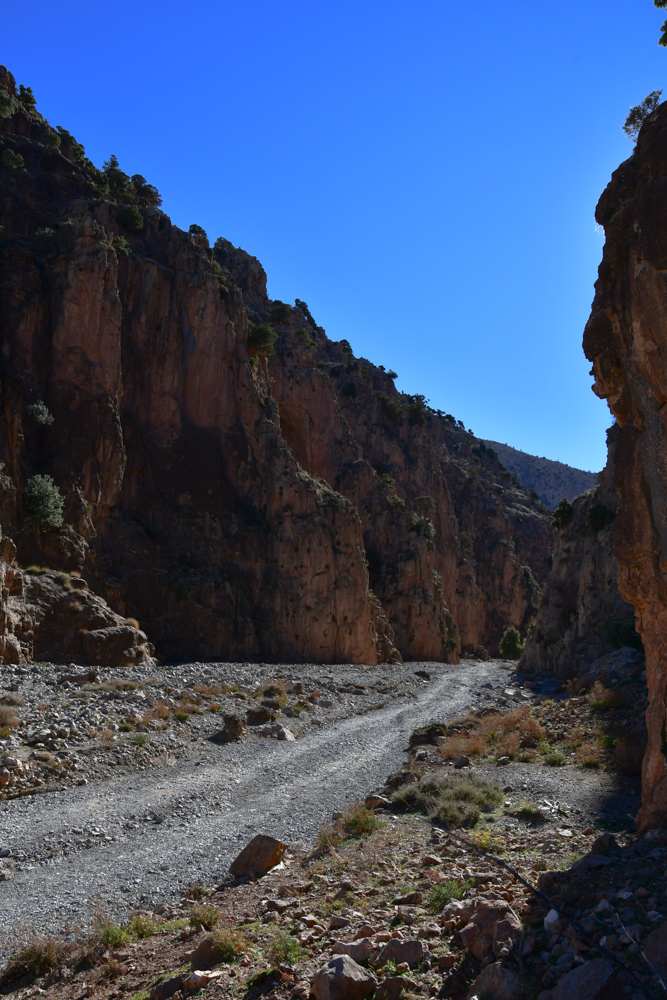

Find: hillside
<box><xmin>484</xmin><ymin>440</ymin><xmax>598</xmax><ymax>509</ymax></box>
<box><xmin>0</xmin><ymin>66</ymin><xmax>552</xmax><ymax>664</ymax></box>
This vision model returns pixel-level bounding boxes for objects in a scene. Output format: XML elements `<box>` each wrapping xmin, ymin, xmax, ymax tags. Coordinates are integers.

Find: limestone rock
<box><xmin>374</xmin><ymin>938</ymin><xmax>423</xmax><ymax>967</ymax></box>
<box><xmin>459</xmin><ymin>900</ymin><xmax>522</xmax><ymax>961</ymax></box>
<box><xmin>544</xmin><ymin>958</ymin><xmax>622</xmax><ymax>1000</ymax></box>
<box><xmin>331</xmin><ymin>939</ymin><xmax>374</xmax><ymax>964</ymax></box>
<box><xmin>211</xmin><ymin>714</ymin><xmax>247</xmax><ymax>743</ymax></box>
<box><xmin>229</xmin><ymin>834</ymin><xmax>287</xmax><ymax>877</ymax></box>
<box><xmin>311</xmin><ymin>955</ymin><xmax>377</xmax><ymax>1000</ymax></box>
<box><xmin>467</xmin><ymin>961</ymin><xmax>520</xmax><ymax>1000</ymax></box>
<box><xmin>582</xmin><ymin>99</ymin><xmax>667</xmax><ymax>830</ymax></box>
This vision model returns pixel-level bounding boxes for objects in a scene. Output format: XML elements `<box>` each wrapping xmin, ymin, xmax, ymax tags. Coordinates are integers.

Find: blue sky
<box><xmin>3</xmin><ymin>0</ymin><xmax>665</xmax><ymax>471</ymax></box>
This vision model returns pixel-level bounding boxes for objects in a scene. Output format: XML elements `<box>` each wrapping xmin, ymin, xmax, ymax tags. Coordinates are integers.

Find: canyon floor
<box><xmin>0</xmin><ymin>657</ymin><xmax>644</xmax><ymax>958</ymax></box>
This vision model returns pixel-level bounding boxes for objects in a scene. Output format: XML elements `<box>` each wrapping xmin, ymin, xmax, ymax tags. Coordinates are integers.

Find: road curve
<box><xmin>0</xmin><ymin>661</ymin><xmax>508</xmax><ymax>944</ymax></box>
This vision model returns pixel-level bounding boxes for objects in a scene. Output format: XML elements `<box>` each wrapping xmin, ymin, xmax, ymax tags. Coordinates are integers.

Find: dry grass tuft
<box><xmin>438</xmin><ymin>706</ymin><xmax>545</xmax><ymax>763</ymax></box>
<box><xmin>394</xmin><ymin>773</ymin><xmax>503</xmax><ymax>828</ymax></box>
<box><xmin>0</xmin><ymin>936</ymin><xmax>75</xmax><ymax>985</ymax></box>
<box><xmin>588</xmin><ymin>681</ymin><xmax>624</xmax><ymax>712</ymax></box>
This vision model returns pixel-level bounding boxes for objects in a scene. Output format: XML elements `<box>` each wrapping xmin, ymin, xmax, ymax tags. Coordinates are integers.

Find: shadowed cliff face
<box><xmin>584</xmin><ymin>102</ymin><xmax>667</xmax><ymax>832</ymax></box>
<box><xmin>0</xmin><ymin>66</ymin><xmax>552</xmax><ymax>666</ymax></box>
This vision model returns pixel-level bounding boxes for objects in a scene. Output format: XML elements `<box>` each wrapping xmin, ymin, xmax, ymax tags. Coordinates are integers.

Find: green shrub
<box><xmin>131</xmin><ymin>174</ymin><xmax>162</xmax><ymax>206</ymax></box>
<box><xmin>0</xmin><ymin>89</ymin><xmax>14</xmax><ymax>118</ymax></box>
<box><xmin>126</xmin><ymin>913</ymin><xmax>156</xmax><ymax>939</ymax></box>
<box><xmin>387</xmin><ymin>370</ymin><xmax>398</xmax><ymax>379</ymax></box>
<box><xmin>190</xmin><ymin>904</ymin><xmax>220</xmax><ymax>930</ymax></box>
<box><xmin>270</xmin><ymin>300</ymin><xmax>293</xmax><ymax>324</ymax></box>
<box><xmin>394</xmin><ymin>773</ymin><xmax>503</xmax><ymax>828</ymax></box>
<box><xmin>589</xmin><ymin>502</ymin><xmax>615</xmax><ymax>533</ymax></box>
<box><xmin>266</xmin><ymin>929</ymin><xmax>303</xmax><ymax>965</ymax></box>
<box><xmin>96</xmin><ymin>918</ymin><xmax>127</xmax><ymax>948</ymax></box>
<box><xmin>376</xmin><ymin>390</ymin><xmax>404</xmax><ymax>422</ymax></box>
<box><xmin>499</xmin><ymin>537</ymin><xmax>515</xmax><ymax>552</ymax></box>
<box><xmin>388</xmin><ymin>494</ymin><xmax>406</xmax><ymax>510</ymax></box>
<box><xmin>247</xmin><ymin>321</ymin><xmax>277</xmax><ymax>356</ymax></box>
<box><xmin>208</xmin><ymin>924</ymin><xmax>247</xmax><ymax>962</ymax></box>
<box><xmin>423</xmin><ymin>520</ymin><xmax>436</xmax><ymax>540</ymax></box>
<box><xmin>42</xmin><ymin>130</ymin><xmax>61</xmax><ymax>149</ymax></box>
<box><xmin>121</xmin><ymin>204</ymin><xmax>144</xmax><ymax>232</ymax></box>
<box><xmin>18</xmin><ymin>84</ymin><xmax>36</xmax><ymax>109</ymax></box>
<box><xmin>295</xmin><ymin>327</ymin><xmax>316</xmax><ymax>349</ymax></box>
<box><xmin>499</xmin><ymin>626</ymin><xmax>523</xmax><ymax>659</ymax></box>
<box><xmin>1</xmin><ymin>149</ymin><xmax>24</xmax><ymax>170</ymax></box>
<box><xmin>188</xmin><ymin>223</ymin><xmax>206</xmax><ymax>236</ymax></box>
<box><xmin>427</xmin><ymin>879</ymin><xmax>473</xmax><ymax>912</ymax></box>
<box><xmin>460</xmin><ymin>531</ymin><xmax>474</xmax><ymax>556</ymax></box>
<box><xmin>112</xmin><ymin>235</ymin><xmax>131</xmax><ymax>257</ymax></box>
<box><xmin>551</xmin><ymin>498</ymin><xmax>574</xmax><ymax>531</ymax></box>
<box><xmin>344</xmin><ymin>804</ymin><xmax>383</xmax><ymax>837</ymax></box>
<box><xmin>623</xmin><ymin>90</ymin><xmax>663</xmax><ymax>142</ymax></box>
<box><xmin>23</xmin><ymin>475</ymin><xmax>64</xmax><ymax>529</ymax></box>
<box><xmin>405</xmin><ymin>394</ymin><xmax>427</xmax><ymax>426</ymax></box>
<box><xmin>26</xmin><ymin>401</ymin><xmax>54</xmax><ymax>425</ymax></box>
<box><xmin>543</xmin><ymin>751</ymin><xmax>565</xmax><ymax>766</ymax></box>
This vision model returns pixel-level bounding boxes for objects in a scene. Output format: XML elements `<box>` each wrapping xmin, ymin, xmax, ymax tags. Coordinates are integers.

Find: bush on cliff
<box><xmin>42</xmin><ymin>129</ymin><xmax>61</xmax><ymax>149</ymax></box>
<box><xmin>1</xmin><ymin>148</ymin><xmax>24</xmax><ymax>170</ymax></box>
<box><xmin>23</xmin><ymin>475</ymin><xmax>65</xmax><ymax>529</ymax></box>
<box><xmin>623</xmin><ymin>89</ymin><xmax>663</xmax><ymax>142</ymax></box>
<box><xmin>499</xmin><ymin>625</ymin><xmax>524</xmax><ymax>659</ymax></box>
<box><xmin>247</xmin><ymin>321</ymin><xmax>277</xmax><ymax>356</ymax></box>
<box><xmin>551</xmin><ymin>497</ymin><xmax>573</xmax><ymax>531</ymax></box>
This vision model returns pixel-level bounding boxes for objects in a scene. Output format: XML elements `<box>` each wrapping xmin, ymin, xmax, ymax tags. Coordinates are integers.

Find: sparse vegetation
<box><xmin>208</xmin><ymin>923</ymin><xmax>247</xmax><ymax>962</ymax></box>
<box><xmin>189</xmin><ymin>903</ymin><xmax>220</xmax><ymax>930</ymax></box>
<box><xmin>0</xmin><ymin>936</ymin><xmax>74</xmax><ymax>985</ymax></box>
<box><xmin>26</xmin><ymin>400</ymin><xmax>54</xmax><ymax>425</ymax></box>
<box><xmin>1</xmin><ymin>148</ymin><xmax>24</xmax><ymax>170</ymax></box>
<box><xmin>42</xmin><ymin>129</ymin><xmax>61</xmax><ymax>148</ymax></box>
<box><xmin>426</xmin><ymin>879</ymin><xmax>474</xmax><ymax>912</ymax></box>
<box><xmin>112</xmin><ymin>234</ymin><xmax>131</xmax><ymax>256</ymax></box>
<box><xmin>265</xmin><ymin>929</ymin><xmax>303</xmax><ymax>965</ymax></box>
<box><xmin>247</xmin><ymin>321</ymin><xmax>277</xmax><ymax>356</ymax></box>
<box><xmin>551</xmin><ymin>497</ymin><xmax>574</xmax><ymax>531</ymax></box>
<box><xmin>623</xmin><ymin>89</ymin><xmax>663</xmax><ymax>141</ymax></box>
<box><xmin>23</xmin><ymin>474</ymin><xmax>65</xmax><ymax>529</ymax></box>
<box><xmin>393</xmin><ymin>773</ymin><xmax>503</xmax><ymax>828</ymax></box>
<box><xmin>499</xmin><ymin>625</ymin><xmax>523</xmax><ymax>659</ymax></box>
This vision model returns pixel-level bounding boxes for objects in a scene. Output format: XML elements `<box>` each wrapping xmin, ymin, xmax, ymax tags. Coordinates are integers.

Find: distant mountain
<box><xmin>484</xmin><ymin>440</ymin><xmax>599</xmax><ymax>510</ymax></box>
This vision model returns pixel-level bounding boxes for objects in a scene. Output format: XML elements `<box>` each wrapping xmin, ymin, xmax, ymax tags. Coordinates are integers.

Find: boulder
<box><xmin>459</xmin><ymin>901</ymin><xmax>522</xmax><ymax>961</ymax></box>
<box><xmin>229</xmin><ymin>834</ymin><xmax>287</xmax><ymax>877</ymax></box>
<box><xmin>211</xmin><ymin>714</ymin><xmax>247</xmax><ymax>743</ymax></box>
<box><xmin>454</xmin><ymin>755</ymin><xmax>470</xmax><ymax>768</ymax></box>
<box><xmin>375</xmin><ymin>976</ymin><xmax>417</xmax><ymax>1000</ymax></box>
<box><xmin>332</xmin><ymin>939</ymin><xmax>374</xmax><ymax>964</ymax></box>
<box><xmin>311</xmin><ymin>955</ymin><xmax>377</xmax><ymax>1000</ymax></box>
<box><xmin>590</xmin><ymin>833</ymin><xmax>620</xmax><ymax>856</ymax></box>
<box><xmin>149</xmin><ymin>975</ymin><xmax>184</xmax><ymax>1000</ymax></box>
<box><xmin>467</xmin><ymin>962</ymin><xmax>520</xmax><ymax>1000</ymax></box>
<box><xmin>375</xmin><ymin>938</ymin><xmax>423</xmax><ymax>968</ymax></box>
<box><xmin>183</xmin><ymin>970</ymin><xmax>222</xmax><ymax>992</ymax></box>
<box><xmin>543</xmin><ymin>959</ymin><xmax>622</xmax><ymax>1000</ymax></box>
<box><xmin>256</xmin><ymin>723</ymin><xmax>296</xmax><ymax>741</ymax></box>
<box><xmin>440</xmin><ymin>898</ymin><xmax>477</xmax><ymax>927</ymax></box>
<box><xmin>644</xmin><ymin>919</ymin><xmax>667</xmax><ymax>975</ymax></box>
<box><xmin>393</xmin><ymin>891</ymin><xmax>422</xmax><ymax>905</ymax></box>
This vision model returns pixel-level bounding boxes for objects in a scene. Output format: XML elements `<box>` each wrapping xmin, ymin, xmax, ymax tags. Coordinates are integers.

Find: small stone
<box><xmin>496</xmin><ymin>756</ymin><xmax>511</xmax><ymax>767</ymax></box>
<box><xmin>590</xmin><ymin>833</ymin><xmax>620</xmax><ymax>856</ymax></box>
<box><xmin>332</xmin><ymin>939</ymin><xmax>374</xmax><ymax>964</ymax></box>
<box><xmin>375</xmin><ymin>939</ymin><xmax>423</xmax><ymax>968</ymax></box>
<box><xmin>330</xmin><ymin>916</ymin><xmax>351</xmax><ymax>929</ymax></box>
<box><xmin>594</xmin><ymin>899</ymin><xmax>615</xmax><ymax>915</ymax></box>
<box><xmin>454</xmin><ymin>755</ymin><xmax>470</xmax><ymax>769</ymax></box>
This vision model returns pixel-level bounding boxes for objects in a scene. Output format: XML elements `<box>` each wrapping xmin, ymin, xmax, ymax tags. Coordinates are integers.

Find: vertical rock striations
<box><xmin>0</xmin><ymin>66</ymin><xmax>552</xmax><ymax>666</ymax></box>
<box><xmin>522</xmin><ymin>427</ymin><xmax>639</xmax><ymax>678</ymax></box>
<box><xmin>584</xmin><ymin>101</ymin><xmax>667</xmax><ymax>831</ymax></box>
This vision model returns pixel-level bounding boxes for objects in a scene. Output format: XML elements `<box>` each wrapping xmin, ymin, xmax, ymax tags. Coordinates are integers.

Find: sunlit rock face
<box><xmin>585</xmin><ymin>100</ymin><xmax>667</xmax><ymax>831</ymax></box>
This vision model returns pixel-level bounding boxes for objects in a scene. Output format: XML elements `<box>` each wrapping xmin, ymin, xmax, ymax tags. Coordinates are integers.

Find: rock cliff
<box><xmin>522</xmin><ymin>427</ymin><xmax>640</xmax><ymax>678</ymax></box>
<box><xmin>484</xmin><ymin>440</ymin><xmax>598</xmax><ymax>509</ymax></box>
<box><xmin>0</xmin><ymin>67</ymin><xmax>552</xmax><ymax>666</ymax></box>
<box><xmin>584</xmin><ymin>99</ymin><xmax>667</xmax><ymax>831</ymax></box>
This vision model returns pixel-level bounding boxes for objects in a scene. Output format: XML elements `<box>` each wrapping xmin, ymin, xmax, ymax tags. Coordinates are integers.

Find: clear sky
<box><xmin>3</xmin><ymin>1</ymin><xmax>665</xmax><ymax>471</ymax></box>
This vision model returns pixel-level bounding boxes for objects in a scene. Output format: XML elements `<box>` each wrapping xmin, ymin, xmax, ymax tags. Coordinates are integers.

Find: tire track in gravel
<box><xmin>0</xmin><ymin>661</ymin><xmax>508</xmax><ymax>944</ymax></box>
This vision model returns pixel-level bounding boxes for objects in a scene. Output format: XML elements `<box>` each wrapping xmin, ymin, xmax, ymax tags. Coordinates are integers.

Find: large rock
<box><xmin>644</xmin><ymin>918</ymin><xmax>667</xmax><ymax>975</ymax></box>
<box><xmin>542</xmin><ymin>959</ymin><xmax>622</xmax><ymax>1000</ymax></box>
<box><xmin>332</xmin><ymin>939</ymin><xmax>374</xmax><ymax>964</ymax></box>
<box><xmin>311</xmin><ymin>955</ymin><xmax>377</xmax><ymax>1000</ymax></box>
<box><xmin>375</xmin><ymin>977</ymin><xmax>417</xmax><ymax>1000</ymax></box>
<box><xmin>229</xmin><ymin>834</ymin><xmax>287</xmax><ymax>877</ymax></box>
<box><xmin>467</xmin><ymin>961</ymin><xmax>520</xmax><ymax>1000</ymax></box>
<box><xmin>211</xmin><ymin>714</ymin><xmax>247</xmax><ymax>743</ymax></box>
<box><xmin>459</xmin><ymin>900</ymin><xmax>522</xmax><ymax>961</ymax></box>
<box><xmin>583</xmin><ymin>97</ymin><xmax>667</xmax><ymax>831</ymax></box>
<box><xmin>374</xmin><ymin>938</ymin><xmax>423</xmax><ymax>968</ymax></box>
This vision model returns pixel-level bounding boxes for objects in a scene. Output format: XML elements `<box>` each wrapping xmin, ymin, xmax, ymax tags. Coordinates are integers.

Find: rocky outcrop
<box><xmin>484</xmin><ymin>439</ymin><xmax>598</xmax><ymax>509</ymax></box>
<box><xmin>522</xmin><ymin>426</ymin><xmax>640</xmax><ymax>678</ymax></box>
<box><xmin>0</xmin><ymin>529</ymin><xmax>153</xmax><ymax>666</ymax></box>
<box><xmin>584</xmin><ymin>99</ymin><xmax>667</xmax><ymax>831</ymax></box>
<box><xmin>0</xmin><ymin>66</ymin><xmax>552</xmax><ymax>666</ymax></box>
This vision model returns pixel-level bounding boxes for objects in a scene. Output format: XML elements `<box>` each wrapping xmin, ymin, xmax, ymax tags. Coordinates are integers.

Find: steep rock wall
<box><xmin>584</xmin><ymin>101</ymin><xmax>667</xmax><ymax>831</ymax></box>
<box><xmin>0</xmin><ymin>66</ymin><xmax>552</xmax><ymax>666</ymax></box>
<box><xmin>522</xmin><ymin>427</ymin><xmax>638</xmax><ymax>678</ymax></box>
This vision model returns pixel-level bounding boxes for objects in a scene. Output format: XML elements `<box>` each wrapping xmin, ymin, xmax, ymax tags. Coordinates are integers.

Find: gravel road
<box><xmin>0</xmin><ymin>660</ymin><xmax>511</xmax><ymax>947</ymax></box>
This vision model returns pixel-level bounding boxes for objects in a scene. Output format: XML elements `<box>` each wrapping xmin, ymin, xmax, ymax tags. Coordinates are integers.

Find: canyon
<box><xmin>0</xmin><ymin>65</ymin><xmax>551</xmax><ymax>669</ymax></box>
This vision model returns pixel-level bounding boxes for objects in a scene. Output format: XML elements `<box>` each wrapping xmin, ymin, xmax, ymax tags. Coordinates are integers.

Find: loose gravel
<box><xmin>0</xmin><ymin>659</ymin><xmax>514</xmax><ymax>949</ymax></box>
